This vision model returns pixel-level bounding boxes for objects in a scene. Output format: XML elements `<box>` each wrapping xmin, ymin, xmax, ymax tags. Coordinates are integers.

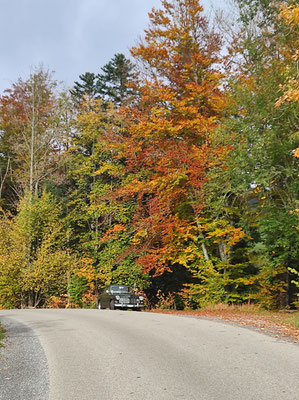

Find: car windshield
<box><xmin>109</xmin><ymin>285</ymin><xmax>130</xmax><ymax>294</ymax></box>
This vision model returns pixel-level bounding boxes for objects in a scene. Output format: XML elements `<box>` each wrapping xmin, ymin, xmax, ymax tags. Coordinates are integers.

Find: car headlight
<box><xmin>115</xmin><ymin>295</ymin><xmax>120</xmax><ymax>300</ymax></box>
<box><xmin>139</xmin><ymin>296</ymin><xmax>144</xmax><ymax>301</ymax></box>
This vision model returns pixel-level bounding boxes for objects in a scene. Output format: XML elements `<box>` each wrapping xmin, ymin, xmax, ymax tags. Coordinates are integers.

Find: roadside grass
<box><xmin>0</xmin><ymin>323</ymin><xmax>5</xmax><ymax>347</ymax></box>
<box><xmin>148</xmin><ymin>303</ymin><xmax>299</xmax><ymax>342</ymax></box>
<box><xmin>278</xmin><ymin>312</ymin><xmax>299</xmax><ymax>330</ymax></box>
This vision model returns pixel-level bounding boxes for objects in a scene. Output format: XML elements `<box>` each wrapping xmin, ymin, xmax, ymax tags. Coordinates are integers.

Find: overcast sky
<box><xmin>0</xmin><ymin>0</ymin><xmax>225</xmax><ymax>94</ymax></box>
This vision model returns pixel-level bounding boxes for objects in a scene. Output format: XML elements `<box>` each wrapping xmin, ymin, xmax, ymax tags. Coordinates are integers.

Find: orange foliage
<box><xmin>100</xmin><ymin>224</ymin><xmax>126</xmax><ymax>242</ymax></box>
<box><xmin>46</xmin><ymin>295</ymin><xmax>68</xmax><ymax>309</ymax></box>
<box><xmin>115</xmin><ymin>0</ymin><xmax>227</xmax><ymax>275</ymax></box>
<box><xmin>81</xmin><ymin>289</ymin><xmax>97</xmax><ymax>306</ymax></box>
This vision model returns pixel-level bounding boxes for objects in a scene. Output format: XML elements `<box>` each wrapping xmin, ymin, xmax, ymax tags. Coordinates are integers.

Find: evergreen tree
<box><xmin>70</xmin><ymin>72</ymin><xmax>98</xmax><ymax>103</ymax></box>
<box><xmin>96</xmin><ymin>53</ymin><xmax>137</xmax><ymax>106</ymax></box>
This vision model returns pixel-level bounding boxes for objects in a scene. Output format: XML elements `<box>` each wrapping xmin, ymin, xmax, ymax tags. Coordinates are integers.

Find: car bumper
<box><xmin>114</xmin><ymin>304</ymin><xmax>143</xmax><ymax>308</ymax></box>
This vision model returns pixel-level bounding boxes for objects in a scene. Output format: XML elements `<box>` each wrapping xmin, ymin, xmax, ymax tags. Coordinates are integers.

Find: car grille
<box><xmin>119</xmin><ymin>297</ymin><xmax>139</xmax><ymax>305</ymax></box>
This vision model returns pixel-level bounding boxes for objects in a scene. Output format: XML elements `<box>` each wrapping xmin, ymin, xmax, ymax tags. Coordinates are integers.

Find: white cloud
<box><xmin>0</xmin><ymin>0</ymin><xmax>225</xmax><ymax>92</ymax></box>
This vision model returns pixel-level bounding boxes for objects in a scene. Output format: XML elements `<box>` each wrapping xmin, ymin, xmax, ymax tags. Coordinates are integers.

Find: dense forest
<box><xmin>0</xmin><ymin>0</ymin><xmax>298</xmax><ymax>310</ymax></box>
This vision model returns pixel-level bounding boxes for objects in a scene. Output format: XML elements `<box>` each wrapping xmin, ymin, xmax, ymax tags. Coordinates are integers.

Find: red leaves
<box><xmin>112</xmin><ymin>0</ymin><xmax>228</xmax><ymax>274</ymax></box>
<box><xmin>91</xmin><ymin>1</ymin><xmax>229</xmax><ymax>276</ymax></box>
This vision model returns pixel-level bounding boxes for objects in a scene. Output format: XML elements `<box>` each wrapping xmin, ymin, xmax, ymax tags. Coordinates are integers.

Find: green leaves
<box><xmin>0</xmin><ymin>191</ymin><xmax>74</xmax><ymax>308</ymax></box>
<box><xmin>0</xmin><ymin>1</ymin><xmax>298</xmax><ymax>310</ymax></box>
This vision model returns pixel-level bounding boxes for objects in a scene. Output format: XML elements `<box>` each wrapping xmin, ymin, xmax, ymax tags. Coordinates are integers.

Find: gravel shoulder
<box><xmin>0</xmin><ymin>316</ymin><xmax>49</xmax><ymax>400</ymax></box>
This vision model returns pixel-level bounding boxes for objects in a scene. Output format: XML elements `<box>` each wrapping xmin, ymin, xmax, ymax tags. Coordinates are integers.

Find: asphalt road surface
<box><xmin>0</xmin><ymin>309</ymin><xmax>298</xmax><ymax>400</ymax></box>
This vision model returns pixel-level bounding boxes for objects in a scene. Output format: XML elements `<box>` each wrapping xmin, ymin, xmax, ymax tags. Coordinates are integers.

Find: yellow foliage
<box><xmin>280</xmin><ymin>4</ymin><xmax>299</xmax><ymax>26</ymax></box>
<box><xmin>293</xmin><ymin>148</ymin><xmax>299</xmax><ymax>158</ymax></box>
<box><xmin>204</xmin><ymin>221</ymin><xmax>247</xmax><ymax>247</ymax></box>
<box><xmin>275</xmin><ymin>5</ymin><xmax>299</xmax><ymax>109</ymax></box>
<box><xmin>77</xmin><ymin>257</ymin><xmax>95</xmax><ymax>282</ymax></box>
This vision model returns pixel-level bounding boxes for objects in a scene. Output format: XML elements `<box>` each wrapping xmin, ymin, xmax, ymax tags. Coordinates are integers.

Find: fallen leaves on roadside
<box><xmin>146</xmin><ymin>309</ymin><xmax>299</xmax><ymax>343</ymax></box>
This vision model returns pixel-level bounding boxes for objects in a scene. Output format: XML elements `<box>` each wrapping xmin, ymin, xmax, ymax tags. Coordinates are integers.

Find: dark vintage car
<box><xmin>97</xmin><ymin>285</ymin><xmax>144</xmax><ymax>311</ymax></box>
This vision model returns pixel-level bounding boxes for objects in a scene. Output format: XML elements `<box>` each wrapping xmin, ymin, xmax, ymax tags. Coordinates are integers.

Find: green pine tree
<box><xmin>70</xmin><ymin>72</ymin><xmax>98</xmax><ymax>103</ymax></box>
<box><xmin>96</xmin><ymin>53</ymin><xmax>137</xmax><ymax>106</ymax></box>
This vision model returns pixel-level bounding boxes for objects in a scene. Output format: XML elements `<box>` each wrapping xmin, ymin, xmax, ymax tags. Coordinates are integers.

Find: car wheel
<box><xmin>109</xmin><ymin>300</ymin><xmax>115</xmax><ymax>310</ymax></box>
<box><xmin>98</xmin><ymin>301</ymin><xmax>103</xmax><ymax>310</ymax></box>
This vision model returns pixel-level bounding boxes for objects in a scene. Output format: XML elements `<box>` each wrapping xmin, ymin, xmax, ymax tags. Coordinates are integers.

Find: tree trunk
<box><xmin>218</xmin><ymin>240</ymin><xmax>230</xmax><ymax>274</ymax></box>
<box><xmin>29</xmin><ymin>94</ymin><xmax>35</xmax><ymax>196</ymax></box>
<box><xmin>188</xmin><ymin>189</ymin><xmax>209</xmax><ymax>261</ymax></box>
<box><xmin>0</xmin><ymin>157</ymin><xmax>10</xmax><ymax>199</ymax></box>
<box><xmin>28</xmin><ymin>292</ymin><xmax>33</xmax><ymax>308</ymax></box>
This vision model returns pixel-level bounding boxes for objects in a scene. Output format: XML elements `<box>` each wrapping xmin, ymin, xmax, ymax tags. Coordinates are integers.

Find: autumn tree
<box><xmin>0</xmin><ymin>211</ymin><xmax>25</xmax><ymax>308</ymax></box>
<box><xmin>276</xmin><ymin>2</ymin><xmax>299</xmax><ymax>158</ymax></box>
<box><xmin>0</xmin><ymin>130</ymin><xmax>12</xmax><ymax>206</ymax></box>
<box><xmin>1</xmin><ymin>0</ymin><xmax>297</xmax><ymax>310</ymax></box>
<box><xmin>0</xmin><ymin>191</ymin><xmax>74</xmax><ymax>308</ymax></box>
<box><xmin>212</xmin><ymin>0</ymin><xmax>299</xmax><ymax>307</ymax></box>
<box><xmin>102</xmin><ymin>0</ymin><xmax>242</xmax><ymax>306</ymax></box>
<box><xmin>66</xmin><ymin>98</ymin><xmax>149</xmax><ymax>294</ymax></box>
<box><xmin>0</xmin><ymin>68</ymin><xmax>70</xmax><ymax>202</ymax></box>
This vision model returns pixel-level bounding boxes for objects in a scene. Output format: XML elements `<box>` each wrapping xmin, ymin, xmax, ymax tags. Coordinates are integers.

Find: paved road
<box><xmin>0</xmin><ymin>309</ymin><xmax>298</xmax><ymax>400</ymax></box>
